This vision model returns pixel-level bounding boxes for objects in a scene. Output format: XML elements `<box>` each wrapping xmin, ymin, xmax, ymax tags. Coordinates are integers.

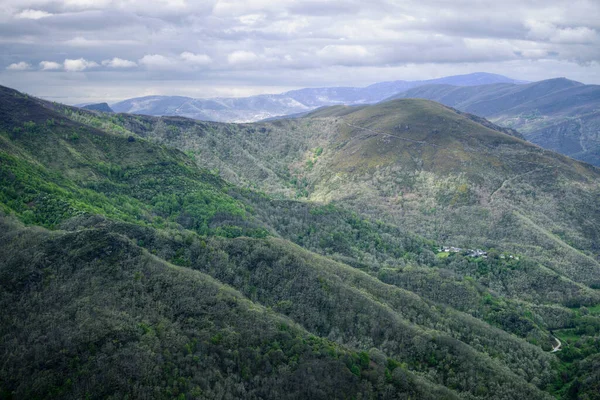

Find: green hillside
<box><xmin>1</xmin><ymin>85</ymin><xmax>600</xmax><ymax>399</ymax></box>
<box><xmin>2</xmin><ymin>217</ymin><xmax>463</xmax><ymax>400</ymax></box>
<box><xmin>66</xmin><ymin>95</ymin><xmax>600</xmax><ymax>291</ymax></box>
<box><xmin>389</xmin><ymin>79</ymin><xmax>600</xmax><ymax>166</ymax></box>
<box><xmin>305</xmin><ymin>100</ymin><xmax>600</xmax><ymax>290</ymax></box>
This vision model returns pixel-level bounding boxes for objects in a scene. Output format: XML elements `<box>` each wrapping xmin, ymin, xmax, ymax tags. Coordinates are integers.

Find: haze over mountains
<box><xmin>110</xmin><ymin>72</ymin><xmax>527</xmax><ymax>123</ymax></box>
<box><xmin>2</xmin><ymin>83</ymin><xmax>600</xmax><ymax>399</ymax></box>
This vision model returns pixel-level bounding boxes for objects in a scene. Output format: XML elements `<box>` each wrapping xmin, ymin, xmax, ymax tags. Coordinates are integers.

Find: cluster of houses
<box><xmin>440</xmin><ymin>246</ymin><xmax>488</xmax><ymax>258</ymax></box>
<box><xmin>439</xmin><ymin>246</ymin><xmax>519</xmax><ymax>260</ymax></box>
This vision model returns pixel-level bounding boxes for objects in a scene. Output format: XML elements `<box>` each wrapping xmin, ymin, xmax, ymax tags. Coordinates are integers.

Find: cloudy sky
<box><xmin>1</xmin><ymin>0</ymin><xmax>599</xmax><ymax>104</ymax></box>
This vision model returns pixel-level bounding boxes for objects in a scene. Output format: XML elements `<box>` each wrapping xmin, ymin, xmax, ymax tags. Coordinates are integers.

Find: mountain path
<box><xmin>343</xmin><ymin>122</ymin><xmax>440</xmax><ymax>147</ymax></box>
<box><xmin>488</xmin><ymin>167</ymin><xmax>550</xmax><ymax>202</ymax></box>
<box><xmin>551</xmin><ymin>337</ymin><xmax>562</xmax><ymax>353</ymax></box>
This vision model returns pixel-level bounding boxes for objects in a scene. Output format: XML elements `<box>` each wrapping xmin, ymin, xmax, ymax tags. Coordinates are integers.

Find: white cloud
<box><xmin>525</xmin><ymin>20</ymin><xmax>558</xmax><ymax>41</ymax></box>
<box><xmin>139</xmin><ymin>54</ymin><xmax>176</xmax><ymax>69</ymax></box>
<box><xmin>238</xmin><ymin>14</ymin><xmax>265</xmax><ymax>25</ymax></box>
<box><xmin>62</xmin><ymin>0</ymin><xmax>112</xmax><ymax>9</ymax></box>
<box><xmin>137</xmin><ymin>53</ymin><xmax>211</xmax><ymax>70</ymax></box>
<box><xmin>64</xmin><ymin>37</ymin><xmax>102</xmax><ymax>47</ymax></box>
<box><xmin>64</xmin><ymin>58</ymin><xmax>99</xmax><ymax>72</ymax></box>
<box><xmin>102</xmin><ymin>57</ymin><xmax>137</xmax><ymax>68</ymax></box>
<box><xmin>228</xmin><ymin>50</ymin><xmax>259</xmax><ymax>65</ymax></box>
<box><xmin>39</xmin><ymin>61</ymin><xmax>63</xmax><ymax>70</ymax></box>
<box><xmin>6</xmin><ymin>62</ymin><xmax>32</xmax><ymax>71</ymax></box>
<box><xmin>15</xmin><ymin>9</ymin><xmax>53</xmax><ymax>19</ymax></box>
<box><xmin>317</xmin><ymin>45</ymin><xmax>370</xmax><ymax>64</ymax></box>
<box><xmin>180</xmin><ymin>52</ymin><xmax>212</xmax><ymax>65</ymax></box>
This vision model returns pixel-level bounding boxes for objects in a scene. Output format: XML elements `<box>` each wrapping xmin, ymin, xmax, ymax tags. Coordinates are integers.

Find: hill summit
<box><xmin>82</xmin><ymin>102</ymin><xmax>114</xmax><ymax>113</ymax></box>
<box><xmin>389</xmin><ymin>78</ymin><xmax>600</xmax><ymax>166</ymax></box>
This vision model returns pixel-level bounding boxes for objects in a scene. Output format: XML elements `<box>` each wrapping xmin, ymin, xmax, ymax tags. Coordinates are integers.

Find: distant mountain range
<box><xmin>390</xmin><ymin>78</ymin><xmax>600</xmax><ymax>166</ymax></box>
<box><xmin>109</xmin><ymin>72</ymin><xmax>527</xmax><ymax>123</ymax></box>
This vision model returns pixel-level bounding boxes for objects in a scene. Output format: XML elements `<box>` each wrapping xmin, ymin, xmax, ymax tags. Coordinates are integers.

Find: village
<box><xmin>439</xmin><ymin>246</ymin><xmax>519</xmax><ymax>260</ymax></box>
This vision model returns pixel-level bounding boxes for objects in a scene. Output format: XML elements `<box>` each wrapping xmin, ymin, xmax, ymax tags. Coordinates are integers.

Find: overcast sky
<box><xmin>1</xmin><ymin>0</ymin><xmax>599</xmax><ymax>104</ymax></box>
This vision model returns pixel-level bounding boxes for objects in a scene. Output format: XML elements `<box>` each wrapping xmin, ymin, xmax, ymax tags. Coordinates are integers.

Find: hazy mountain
<box><xmin>110</xmin><ymin>72</ymin><xmax>526</xmax><ymax>123</ymax></box>
<box><xmin>389</xmin><ymin>78</ymin><xmax>600</xmax><ymax>166</ymax></box>
<box><xmin>81</xmin><ymin>102</ymin><xmax>113</xmax><ymax>113</ymax></box>
<box><xmin>2</xmin><ymin>84</ymin><xmax>599</xmax><ymax>400</ymax></box>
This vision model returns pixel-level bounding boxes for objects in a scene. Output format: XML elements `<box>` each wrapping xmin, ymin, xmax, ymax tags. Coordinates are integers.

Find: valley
<box><xmin>1</xmin><ymin>84</ymin><xmax>599</xmax><ymax>399</ymax></box>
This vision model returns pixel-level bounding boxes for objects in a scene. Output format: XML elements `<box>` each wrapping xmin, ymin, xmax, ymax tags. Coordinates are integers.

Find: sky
<box><xmin>1</xmin><ymin>0</ymin><xmax>599</xmax><ymax>104</ymax></box>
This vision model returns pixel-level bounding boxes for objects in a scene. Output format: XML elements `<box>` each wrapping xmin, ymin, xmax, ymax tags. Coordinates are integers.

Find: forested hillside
<box><xmin>389</xmin><ymin>78</ymin><xmax>600</xmax><ymax>167</ymax></box>
<box><xmin>1</xmin><ymin>85</ymin><xmax>599</xmax><ymax>399</ymax></box>
<box><xmin>61</xmin><ymin>95</ymin><xmax>600</xmax><ymax>292</ymax></box>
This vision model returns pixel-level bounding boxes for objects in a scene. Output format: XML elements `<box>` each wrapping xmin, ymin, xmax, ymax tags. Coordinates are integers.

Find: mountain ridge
<box><xmin>109</xmin><ymin>72</ymin><xmax>526</xmax><ymax>122</ymax></box>
<box><xmin>82</xmin><ymin>102</ymin><xmax>114</xmax><ymax>113</ymax></box>
<box><xmin>389</xmin><ymin>78</ymin><xmax>600</xmax><ymax>166</ymax></box>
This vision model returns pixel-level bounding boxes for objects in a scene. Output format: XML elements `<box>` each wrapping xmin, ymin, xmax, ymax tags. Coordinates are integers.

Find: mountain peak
<box><xmin>82</xmin><ymin>102</ymin><xmax>114</xmax><ymax>113</ymax></box>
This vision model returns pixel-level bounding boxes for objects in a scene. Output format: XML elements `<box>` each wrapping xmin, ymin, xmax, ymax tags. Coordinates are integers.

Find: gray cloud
<box><xmin>0</xmin><ymin>0</ymin><xmax>598</xmax><ymax>103</ymax></box>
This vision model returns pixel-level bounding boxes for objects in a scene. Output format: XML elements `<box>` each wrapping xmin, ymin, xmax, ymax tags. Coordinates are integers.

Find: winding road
<box><xmin>551</xmin><ymin>337</ymin><xmax>562</xmax><ymax>353</ymax></box>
